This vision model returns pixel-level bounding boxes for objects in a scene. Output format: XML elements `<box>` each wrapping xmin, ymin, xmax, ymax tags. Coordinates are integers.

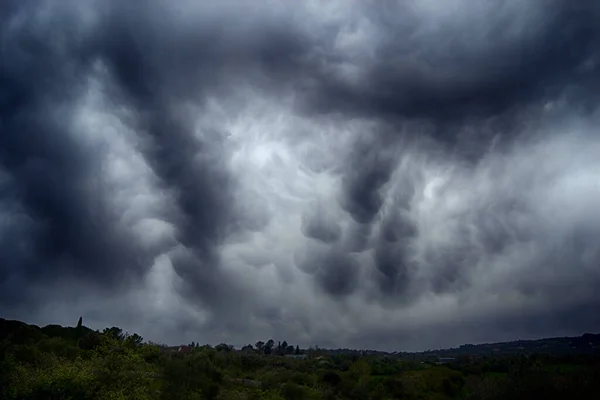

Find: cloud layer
<box><xmin>1</xmin><ymin>0</ymin><xmax>600</xmax><ymax>351</ymax></box>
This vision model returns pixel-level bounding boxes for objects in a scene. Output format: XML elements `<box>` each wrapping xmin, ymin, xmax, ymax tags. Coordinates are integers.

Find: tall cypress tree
<box><xmin>76</xmin><ymin>316</ymin><xmax>83</xmax><ymax>347</ymax></box>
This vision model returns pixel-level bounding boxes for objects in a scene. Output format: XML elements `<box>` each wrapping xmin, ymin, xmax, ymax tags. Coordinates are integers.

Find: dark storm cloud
<box><xmin>294</xmin><ymin>245</ymin><xmax>360</xmax><ymax>297</ymax></box>
<box><xmin>372</xmin><ymin>242</ymin><xmax>412</xmax><ymax>298</ymax></box>
<box><xmin>103</xmin><ymin>95</ymin><xmax>235</xmax><ymax>298</ymax></box>
<box><xmin>0</xmin><ymin>3</ymin><xmax>155</xmax><ymax>305</ymax></box>
<box><xmin>0</xmin><ymin>0</ymin><xmax>304</xmax><ymax>308</ymax></box>
<box><xmin>315</xmin><ymin>250</ymin><xmax>360</xmax><ymax>297</ymax></box>
<box><xmin>166</xmin><ymin>247</ymin><xmax>246</xmax><ymax>325</ymax></box>
<box><xmin>301</xmin><ymin>1</ymin><xmax>600</xmax><ymax>133</ymax></box>
<box><xmin>95</xmin><ymin>0</ymin><xmax>309</xmax><ymax>102</ymax></box>
<box><xmin>90</xmin><ymin>0</ymin><xmax>315</xmax><ymax>311</ymax></box>
<box><xmin>2</xmin><ymin>0</ymin><xmax>600</xmax><ymax>351</ymax></box>
<box><xmin>422</xmin><ymin>238</ymin><xmax>475</xmax><ymax>296</ymax></box>
<box><xmin>338</xmin><ymin>134</ymin><xmax>421</xmax><ymax>299</ymax></box>
<box><xmin>371</xmin><ymin>211</ymin><xmax>418</xmax><ymax>298</ymax></box>
<box><xmin>340</xmin><ymin>136</ymin><xmax>398</xmax><ymax>224</ymax></box>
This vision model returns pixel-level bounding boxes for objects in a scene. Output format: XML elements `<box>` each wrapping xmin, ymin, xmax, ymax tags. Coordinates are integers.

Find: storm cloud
<box><xmin>1</xmin><ymin>0</ymin><xmax>599</xmax><ymax>351</ymax></box>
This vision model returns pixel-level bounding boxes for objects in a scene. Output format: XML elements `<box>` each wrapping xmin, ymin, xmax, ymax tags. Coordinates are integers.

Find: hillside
<box><xmin>400</xmin><ymin>333</ymin><xmax>600</xmax><ymax>361</ymax></box>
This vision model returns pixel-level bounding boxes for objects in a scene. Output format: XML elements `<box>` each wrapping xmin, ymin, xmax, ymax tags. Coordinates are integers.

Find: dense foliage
<box><xmin>1</xmin><ymin>318</ymin><xmax>599</xmax><ymax>399</ymax></box>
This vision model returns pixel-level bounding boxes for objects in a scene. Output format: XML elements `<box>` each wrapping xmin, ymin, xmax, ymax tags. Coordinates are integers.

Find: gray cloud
<box><xmin>1</xmin><ymin>0</ymin><xmax>600</xmax><ymax>351</ymax></box>
<box><xmin>301</xmin><ymin>201</ymin><xmax>342</xmax><ymax>244</ymax></box>
<box><xmin>301</xmin><ymin>1</ymin><xmax>600</xmax><ymax>127</ymax></box>
<box><xmin>294</xmin><ymin>243</ymin><xmax>360</xmax><ymax>297</ymax></box>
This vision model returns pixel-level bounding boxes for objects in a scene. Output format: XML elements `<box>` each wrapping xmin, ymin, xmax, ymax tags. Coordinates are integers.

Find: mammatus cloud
<box><xmin>1</xmin><ymin>0</ymin><xmax>599</xmax><ymax>351</ymax></box>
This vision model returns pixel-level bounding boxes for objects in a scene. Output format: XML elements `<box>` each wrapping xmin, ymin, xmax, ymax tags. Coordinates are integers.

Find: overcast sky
<box><xmin>1</xmin><ymin>0</ymin><xmax>600</xmax><ymax>351</ymax></box>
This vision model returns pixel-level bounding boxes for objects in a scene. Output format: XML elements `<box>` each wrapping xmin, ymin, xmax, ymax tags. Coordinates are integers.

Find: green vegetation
<box><xmin>1</xmin><ymin>317</ymin><xmax>599</xmax><ymax>399</ymax></box>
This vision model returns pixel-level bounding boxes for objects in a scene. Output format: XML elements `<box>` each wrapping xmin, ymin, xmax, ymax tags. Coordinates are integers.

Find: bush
<box><xmin>281</xmin><ymin>382</ymin><xmax>308</xmax><ymax>400</ymax></box>
<box><xmin>322</xmin><ymin>371</ymin><xmax>342</xmax><ymax>387</ymax></box>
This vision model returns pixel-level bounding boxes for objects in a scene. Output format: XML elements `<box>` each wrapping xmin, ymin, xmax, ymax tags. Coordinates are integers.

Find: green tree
<box><xmin>161</xmin><ymin>351</ymin><xmax>222</xmax><ymax>400</ymax></box>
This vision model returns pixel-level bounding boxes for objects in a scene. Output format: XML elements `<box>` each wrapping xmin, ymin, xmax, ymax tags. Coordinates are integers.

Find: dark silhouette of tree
<box><xmin>295</xmin><ymin>345</ymin><xmax>301</xmax><ymax>355</ymax></box>
<box><xmin>322</xmin><ymin>371</ymin><xmax>342</xmax><ymax>386</ymax></box>
<box><xmin>75</xmin><ymin>316</ymin><xmax>84</xmax><ymax>346</ymax></box>
<box><xmin>126</xmin><ymin>333</ymin><xmax>143</xmax><ymax>347</ymax></box>
<box><xmin>216</xmin><ymin>343</ymin><xmax>233</xmax><ymax>352</ymax></box>
<box><xmin>255</xmin><ymin>341</ymin><xmax>265</xmax><ymax>354</ymax></box>
<box><xmin>79</xmin><ymin>330</ymin><xmax>101</xmax><ymax>350</ymax></box>
<box><xmin>265</xmin><ymin>339</ymin><xmax>275</xmax><ymax>355</ymax></box>
<box><xmin>276</xmin><ymin>340</ymin><xmax>289</xmax><ymax>355</ymax></box>
<box><xmin>102</xmin><ymin>326</ymin><xmax>124</xmax><ymax>341</ymax></box>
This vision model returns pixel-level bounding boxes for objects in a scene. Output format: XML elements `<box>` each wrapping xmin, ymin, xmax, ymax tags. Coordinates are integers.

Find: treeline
<box><xmin>184</xmin><ymin>340</ymin><xmax>305</xmax><ymax>356</ymax></box>
<box><xmin>244</xmin><ymin>340</ymin><xmax>303</xmax><ymax>356</ymax></box>
<box><xmin>2</xmin><ymin>317</ymin><xmax>600</xmax><ymax>399</ymax></box>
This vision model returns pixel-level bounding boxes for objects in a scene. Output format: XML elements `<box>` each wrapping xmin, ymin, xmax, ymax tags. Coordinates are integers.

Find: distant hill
<box><xmin>399</xmin><ymin>333</ymin><xmax>600</xmax><ymax>360</ymax></box>
<box><xmin>0</xmin><ymin>317</ymin><xmax>96</xmax><ymax>346</ymax></box>
<box><xmin>298</xmin><ymin>334</ymin><xmax>600</xmax><ymax>359</ymax></box>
